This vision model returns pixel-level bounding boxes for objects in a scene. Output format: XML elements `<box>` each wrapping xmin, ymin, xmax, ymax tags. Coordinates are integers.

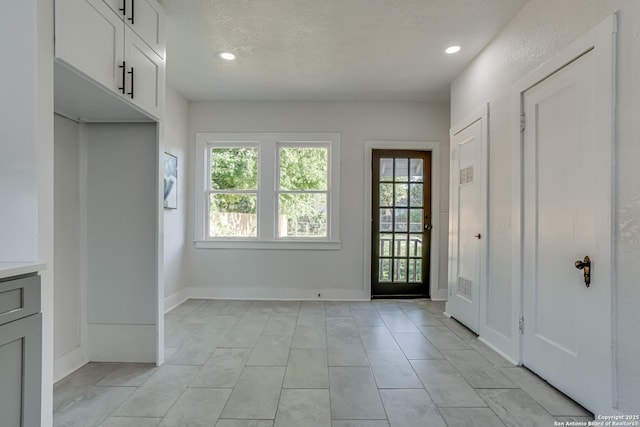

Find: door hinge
<box><xmin>520</xmin><ymin>114</ymin><xmax>526</xmax><ymax>132</ymax></box>
<box><xmin>518</xmin><ymin>316</ymin><xmax>524</xmax><ymax>335</ymax></box>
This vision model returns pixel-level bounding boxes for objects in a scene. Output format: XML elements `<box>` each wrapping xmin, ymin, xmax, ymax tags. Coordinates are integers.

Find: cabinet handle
<box><xmin>119</xmin><ymin>0</ymin><xmax>126</xmax><ymax>16</ymax></box>
<box><xmin>128</xmin><ymin>0</ymin><xmax>135</xmax><ymax>24</ymax></box>
<box><xmin>118</xmin><ymin>61</ymin><xmax>126</xmax><ymax>94</ymax></box>
<box><xmin>127</xmin><ymin>67</ymin><xmax>134</xmax><ymax>99</ymax></box>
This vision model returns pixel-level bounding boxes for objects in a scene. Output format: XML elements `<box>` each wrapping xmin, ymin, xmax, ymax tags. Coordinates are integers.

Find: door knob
<box><xmin>574</xmin><ymin>255</ymin><xmax>591</xmax><ymax>288</ymax></box>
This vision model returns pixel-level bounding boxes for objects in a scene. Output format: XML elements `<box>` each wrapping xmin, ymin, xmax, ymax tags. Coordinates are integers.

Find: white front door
<box><xmin>447</xmin><ymin>118</ymin><xmax>484</xmax><ymax>333</ymax></box>
<box><xmin>522</xmin><ymin>48</ymin><xmax>612</xmax><ymax>414</ymax></box>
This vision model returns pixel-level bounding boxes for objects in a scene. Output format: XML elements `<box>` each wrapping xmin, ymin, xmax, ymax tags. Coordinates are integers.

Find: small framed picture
<box><xmin>164</xmin><ymin>153</ymin><xmax>178</xmax><ymax>209</ymax></box>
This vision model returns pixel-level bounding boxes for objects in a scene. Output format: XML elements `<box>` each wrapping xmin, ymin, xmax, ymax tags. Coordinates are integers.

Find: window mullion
<box><xmin>258</xmin><ymin>140</ymin><xmax>276</xmax><ymax>240</ymax></box>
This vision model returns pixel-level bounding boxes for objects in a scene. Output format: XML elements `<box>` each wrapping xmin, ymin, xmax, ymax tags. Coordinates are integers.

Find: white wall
<box><xmin>188</xmin><ymin>101</ymin><xmax>450</xmax><ymax>299</ymax></box>
<box><xmin>451</xmin><ymin>0</ymin><xmax>640</xmax><ymax>413</ymax></box>
<box><xmin>53</xmin><ymin>115</ymin><xmax>82</xmax><ymax>362</ymax></box>
<box><xmin>163</xmin><ymin>85</ymin><xmax>190</xmax><ymax>305</ymax></box>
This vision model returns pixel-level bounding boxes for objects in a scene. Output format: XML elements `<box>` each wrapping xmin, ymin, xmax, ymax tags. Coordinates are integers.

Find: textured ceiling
<box><xmin>159</xmin><ymin>0</ymin><xmax>528</xmax><ymax>102</ymax></box>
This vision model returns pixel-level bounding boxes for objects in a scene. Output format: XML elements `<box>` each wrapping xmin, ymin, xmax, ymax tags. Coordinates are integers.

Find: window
<box><xmin>195</xmin><ymin>133</ymin><xmax>341</xmax><ymax>249</ymax></box>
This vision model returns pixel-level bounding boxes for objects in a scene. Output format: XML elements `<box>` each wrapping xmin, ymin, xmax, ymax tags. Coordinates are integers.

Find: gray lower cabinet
<box><xmin>0</xmin><ymin>274</ymin><xmax>42</xmax><ymax>427</ymax></box>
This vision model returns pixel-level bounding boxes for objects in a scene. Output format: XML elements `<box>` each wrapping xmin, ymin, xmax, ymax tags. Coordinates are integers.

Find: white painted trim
<box><xmin>446</xmin><ymin>103</ymin><xmax>489</xmax><ymax>335</ymax></box>
<box><xmin>510</xmin><ymin>14</ymin><xmax>617</xmax><ymax>413</ymax></box>
<box><xmin>156</xmin><ymin>121</ymin><xmax>165</xmax><ymax>366</ymax></box>
<box><xmin>88</xmin><ymin>324</ymin><xmax>156</xmax><ymax>363</ymax></box>
<box><xmin>194</xmin><ymin>240</ymin><xmax>341</xmax><ymax>250</ymax></box>
<box><xmin>53</xmin><ymin>346</ymin><xmax>88</xmax><ymax>383</ymax></box>
<box><xmin>164</xmin><ymin>288</ymin><xmax>189</xmax><ymax>313</ymax></box>
<box><xmin>188</xmin><ymin>286</ymin><xmax>370</xmax><ymax>302</ymax></box>
<box><xmin>363</xmin><ymin>140</ymin><xmax>441</xmax><ymax>299</ymax></box>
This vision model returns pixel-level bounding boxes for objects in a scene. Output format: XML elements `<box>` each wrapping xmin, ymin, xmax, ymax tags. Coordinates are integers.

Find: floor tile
<box><xmin>501</xmin><ymin>367</ymin><xmax>591</xmax><ymax>416</ymax></box>
<box><xmin>169</xmin><ymin>300</ymin><xmax>205</xmax><ymax>317</ymax></box>
<box><xmin>283</xmin><ymin>348</ymin><xmax>329</xmax><ymax>388</ymax></box>
<box><xmin>468</xmin><ymin>339</ymin><xmax>514</xmax><ymax>368</ymax></box>
<box><xmin>477</xmin><ymin>389</ymin><xmax>558</xmax><ymax>427</ymax></box>
<box><xmin>248</xmin><ymin>301</ymin><xmax>277</xmax><ymax>315</ymax></box>
<box><xmin>351</xmin><ymin>309</ymin><xmax>385</xmax><ymax>327</ymax></box>
<box><xmin>439</xmin><ymin>407</ymin><xmax>506</xmax><ymax>427</ymax></box>
<box><xmin>221</xmin><ymin>366</ymin><xmax>286</xmax><ymax>419</ymax></box>
<box><xmin>410</xmin><ymin>359</ymin><xmax>486</xmax><ymax>407</ymax></box>
<box><xmin>216</xmin><ymin>421</ymin><xmax>274</xmax><ymax>427</ymax></box>
<box><xmin>379</xmin><ymin>312</ymin><xmax>420</xmax><ymax>333</ymax></box>
<box><xmin>54</xmin><ymin>363</ymin><xmax>120</xmax><ymax>412</ymax></box>
<box><xmin>400</xmin><ymin>307</ymin><xmax>445</xmax><ymax>327</ymax></box>
<box><xmin>292</xmin><ymin>325</ymin><xmax>327</xmax><ymax>349</ymax></box>
<box><xmin>201</xmin><ymin>315</ymin><xmax>242</xmax><ymax>334</ymax></box>
<box><xmin>96</xmin><ymin>364</ymin><xmax>157</xmax><ymax>387</ymax></box>
<box><xmin>247</xmin><ymin>335</ymin><xmax>292</xmax><ymax>366</ymax></box>
<box><xmin>379</xmin><ymin>389</ymin><xmax>447</xmax><ymax>427</ymax></box>
<box><xmin>182</xmin><ymin>306</ymin><xmax>218</xmax><ymax>324</ymax></box>
<box><xmin>366</xmin><ymin>349</ymin><xmax>423</xmax><ymax>388</ymax></box>
<box><xmin>332</xmin><ymin>422</ymin><xmax>389</xmax><ymax>427</ymax></box>
<box><xmin>166</xmin><ymin>331</ymin><xmax>224</xmax><ymax>365</ymax></box>
<box><xmin>219</xmin><ymin>315</ymin><xmax>269</xmax><ymax>348</ymax></box>
<box><xmin>113</xmin><ymin>365</ymin><xmax>200</xmax><ymax>417</ymax></box>
<box><xmin>297</xmin><ymin>312</ymin><xmax>326</xmax><ymax>327</ymax></box>
<box><xmin>272</xmin><ymin>301</ymin><xmax>301</xmax><ymax>315</ymax></box>
<box><xmin>392</xmin><ymin>332</ymin><xmax>443</xmax><ymax>360</ymax></box>
<box><xmin>329</xmin><ymin>367</ymin><xmax>386</xmax><ymax>420</ymax></box>
<box><xmin>358</xmin><ymin>327</ymin><xmax>399</xmax><ymax>350</ymax></box>
<box><xmin>274</xmin><ymin>389</ymin><xmax>331</xmax><ymax>427</ymax></box>
<box><xmin>444</xmin><ymin>349</ymin><xmax>517</xmax><ymax>388</ymax></box>
<box><xmin>327</xmin><ymin>335</ymin><xmax>369</xmax><ymax>366</ymax></box>
<box><xmin>190</xmin><ymin>348</ymin><xmax>252</xmax><ymax>388</ymax></box>
<box><xmin>418</xmin><ymin>326</ymin><xmax>471</xmax><ymax>350</ymax></box>
<box><xmin>262</xmin><ymin>315</ymin><xmax>297</xmax><ymax>336</ymax></box>
<box><xmin>54</xmin><ymin>386</ymin><xmax>134</xmax><ymax>427</ymax></box>
<box><xmin>325</xmin><ymin>302</ymin><xmax>353</xmax><ymax>317</ymax></box>
<box><xmin>98</xmin><ymin>417</ymin><xmax>161</xmax><ymax>427</ymax></box>
<box><xmin>159</xmin><ymin>388</ymin><xmax>231</xmax><ymax>427</ymax></box>
<box><xmin>440</xmin><ymin>317</ymin><xmax>478</xmax><ymax>340</ymax></box>
<box><xmin>326</xmin><ymin>317</ymin><xmax>359</xmax><ymax>336</ymax></box>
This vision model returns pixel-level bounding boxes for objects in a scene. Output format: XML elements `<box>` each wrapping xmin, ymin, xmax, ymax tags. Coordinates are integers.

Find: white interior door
<box><xmin>522</xmin><ymin>48</ymin><xmax>612</xmax><ymax>414</ymax></box>
<box><xmin>446</xmin><ymin>118</ymin><xmax>484</xmax><ymax>333</ymax></box>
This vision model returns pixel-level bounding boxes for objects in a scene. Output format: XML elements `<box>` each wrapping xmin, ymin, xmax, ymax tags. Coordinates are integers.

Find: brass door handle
<box><xmin>575</xmin><ymin>255</ymin><xmax>591</xmax><ymax>287</ymax></box>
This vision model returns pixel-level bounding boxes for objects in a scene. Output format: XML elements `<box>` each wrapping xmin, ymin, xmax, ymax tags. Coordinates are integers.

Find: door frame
<box><xmin>364</xmin><ymin>141</ymin><xmax>442</xmax><ymax>300</ymax></box>
<box><xmin>445</xmin><ymin>103</ymin><xmax>489</xmax><ymax>333</ymax></box>
<box><xmin>510</xmin><ymin>15</ymin><xmax>617</xmax><ymax>411</ymax></box>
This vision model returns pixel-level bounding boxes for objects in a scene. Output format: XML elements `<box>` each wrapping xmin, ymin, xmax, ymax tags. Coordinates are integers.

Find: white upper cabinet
<box><xmin>54</xmin><ymin>0</ymin><xmax>165</xmax><ymax>119</ymax></box>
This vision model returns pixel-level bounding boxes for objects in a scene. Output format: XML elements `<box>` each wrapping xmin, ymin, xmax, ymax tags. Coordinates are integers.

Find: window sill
<box><xmin>194</xmin><ymin>240</ymin><xmax>342</xmax><ymax>250</ymax></box>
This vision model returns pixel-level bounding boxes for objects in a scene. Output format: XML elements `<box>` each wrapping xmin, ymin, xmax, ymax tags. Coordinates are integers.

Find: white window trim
<box><xmin>195</xmin><ymin>132</ymin><xmax>341</xmax><ymax>250</ymax></box>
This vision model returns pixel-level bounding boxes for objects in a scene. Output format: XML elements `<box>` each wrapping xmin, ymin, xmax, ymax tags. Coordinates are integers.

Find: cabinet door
<box><xmin>128</xmin><ymin>0</ymin><xmax>165</xmax><ymax>58</ymax></box>
<box><xmin>101</xmin><ymin>0</ymin><xmax>124</xmax><ymax>17</ymax></box>
<box><xmin>124</xmin><ymin>27</ymin><xmax>164</xmax><ymax>119</ymax></box>
<box><xmin>0</xmin><ymin>314</ymin><xmax>42</xmax><ymax>427</ymax></box>
<box><xmin>55</xmin><ymin>0</ymin><xmax>125</xmax><ymax>94</ymax></box>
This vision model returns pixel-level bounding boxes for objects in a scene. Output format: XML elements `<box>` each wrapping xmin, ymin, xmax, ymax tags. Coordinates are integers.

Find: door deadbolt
<box><xmin>574</xmin><ymin>255</ymin><xmax>591</xmax><ymax>288</ymax></box>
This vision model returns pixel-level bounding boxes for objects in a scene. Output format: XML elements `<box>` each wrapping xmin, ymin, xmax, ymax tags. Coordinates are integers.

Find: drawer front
<box><xmin>0</xmin><ymin>276</ymin><xmax>40</xmax><ymax>326</ymax></box>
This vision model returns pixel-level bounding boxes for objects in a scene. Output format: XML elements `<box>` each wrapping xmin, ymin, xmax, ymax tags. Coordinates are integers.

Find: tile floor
<box><xmin>53</xmin><ymin>299</ymin><xmax>593</xmax><ymax>426</ymax></box>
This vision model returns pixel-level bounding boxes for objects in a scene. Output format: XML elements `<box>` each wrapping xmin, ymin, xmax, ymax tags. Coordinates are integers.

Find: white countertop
<box><xmin>0</xmin><ymin>262</ymin><xmax>46</xmax><ymax>280</ymax></box>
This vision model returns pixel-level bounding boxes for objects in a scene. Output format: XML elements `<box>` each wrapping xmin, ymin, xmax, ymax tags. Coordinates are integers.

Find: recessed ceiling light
<box><xmin>445</xmin><ymin>45</ymin><xmax>461</xmax><ymax>54</ymax></box>
<box><xmin>219</xmin><ymin>52</ymin><xmax>236</xmax><ymax>61</ymax></box>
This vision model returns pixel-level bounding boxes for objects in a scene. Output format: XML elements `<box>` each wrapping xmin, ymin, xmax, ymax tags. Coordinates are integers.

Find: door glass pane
<box><xmin>408</xmin><ymin>259</ymin><xmax>422</xmax><ymax>283</ymax></box>
<box><xmin>409</xmin><ymin>234</ymin><xmax>422</xmax><ymax>257</ymax></box>
<box><xmin>380</xmin><ymin>209</ymin><xmax>392</xmax><ymax>232</ymax></box>
<box><xmin>394</xmin><ymin>209</ymin><xmax>408</xmax><ymax>232</ymax></box>
<box><xmin>209</xmin><ymin>193</ymin><xmax>257</xmax><ymax>237</ymax></box>
<box><xmin>409</xmin><ymin>209</ymin><xmax>423</xmax><ymax>232</ymax></box>
<box><xmin>379</xmin><ymin>234</ymin><xmax>392</xmax><ymax>256</ymax></box>
<box><xmin>379</xmin><ymin>259</ymin><xmax>391</xmax><ymax>282</ymax></box>
<box><xmin>394</xmin><ymin>184</ymin><xmax>408</xmax><ymax>206</ymax></box>
<box><xmin>394</xmin><ymin>259</ymin><xmax>407</xmax><ymax>281</ymax></box>
<box><xmin>395</xmin><ymin>159</ymin><xmax>409</xmax><ymax>182</ymax></box>
<box><xmin>394</xmin><ymin>234</ymin><xmax>408</xmax><ymax>257</ymax></box>
<box><xmin>410</xmin><ymin>159</ymin><xmax>423</xmax><ymax>182</ymax></box>
<box><xmin>379</xmin><ymin>183</ymin><xmax>393</xmax><ymax>206</ymax></box>
<box><xmin>409</xmin><ymin>184</ymin><xmax>423</xmax><ymax>207</ymax></box>
<box><xmin>379</xmin><ymin>158</ymin><xmax>394</xmax><ymax>182</ymax></box>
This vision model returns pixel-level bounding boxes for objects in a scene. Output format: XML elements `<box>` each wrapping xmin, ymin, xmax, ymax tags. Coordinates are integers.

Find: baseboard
<box><xmin>430</xmin><ymin>288</ymin><xmax>448</xmax><ymax>301</ymax></box>
<box><xmin>188</xmin><ymin>286</ymin><xmax>370</xmax><ymax>301</ymax></box>
<box><xmin>88</xmin><ymin>324</ymin><xmax>156</xmax><ymax>363</ymax></box>
<box><xmin>53</xmin><ymin>346</ymin><xmax>88</xmax><ymax>383</ymax></box>
<box><xmin>164</xmin><ymin>288</ymin><xmax>189</xmax><ymax>313</ymax></box>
